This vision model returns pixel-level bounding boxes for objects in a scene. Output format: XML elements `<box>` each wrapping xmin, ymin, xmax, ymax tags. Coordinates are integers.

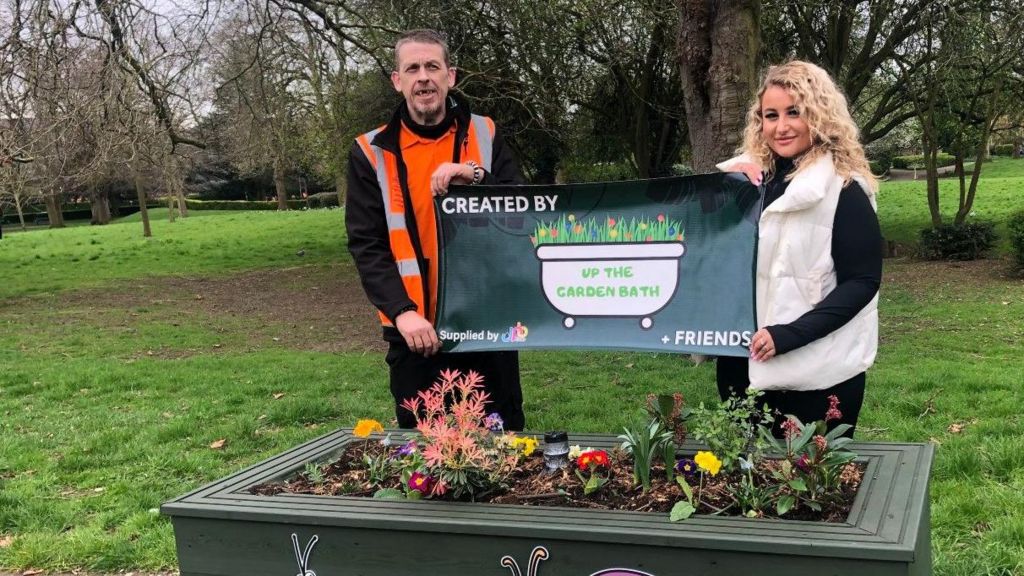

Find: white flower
<box><xmin>739</xmin><ymin>455</ymin><xmax>754</xmax><ymax>471</ymax></box>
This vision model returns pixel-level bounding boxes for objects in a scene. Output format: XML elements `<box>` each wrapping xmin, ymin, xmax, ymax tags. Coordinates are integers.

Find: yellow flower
<box><xmin>520</xmin><ymin>437</ymin><xmax>538</xmax><ymax>456</ymax></box>
<box><xmin>694</xmin><ymin>451</ymin><xmax>722</xmax><ymax>476</ymax></box>
<box><xmin>568</xmin><ymin>445</ymin><xmax>583</xmax><ymax>459</ymax></box>
<box><xmin>511</xmin><ymin>436</ymin><xmax>538</xmax><ymax>456</ymax></box>
<box><xmin>353</xmin><ymin>419</ymin><xmax>383</xmax><ymax>438</ymax></box>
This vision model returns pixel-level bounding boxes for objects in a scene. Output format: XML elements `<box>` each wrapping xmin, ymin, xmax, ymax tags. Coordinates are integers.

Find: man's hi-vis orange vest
<box><xmin>355</xmin><ymin>114</ymin><xmax>496</xmax><ymax>327</ymax></box>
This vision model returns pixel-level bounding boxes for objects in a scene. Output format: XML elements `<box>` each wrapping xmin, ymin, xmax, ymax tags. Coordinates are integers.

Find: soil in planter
<box><xmin>249</xmin><ymin>443</ymin><xmax>864</xmax><ymax>522</ymax></box>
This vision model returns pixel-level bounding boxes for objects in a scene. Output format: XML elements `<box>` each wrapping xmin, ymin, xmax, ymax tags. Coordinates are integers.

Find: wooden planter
<box><xmin>162</xmin><ymin>429</ymin><xmax>934</xmax><ymax>576</ymax></box>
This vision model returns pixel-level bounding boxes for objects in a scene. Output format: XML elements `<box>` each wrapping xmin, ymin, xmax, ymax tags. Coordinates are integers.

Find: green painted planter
<box><xmin>162</xmin><ymin>429</ymin><xmax>934</xmax><ymax>576</ymax></box>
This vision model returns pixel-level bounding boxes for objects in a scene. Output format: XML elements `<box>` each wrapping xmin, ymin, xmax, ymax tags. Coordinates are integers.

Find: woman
<box><xmin>716</xmin><ymin>61</ymin><xmax>882</xmax><ymax>437</ymax></box>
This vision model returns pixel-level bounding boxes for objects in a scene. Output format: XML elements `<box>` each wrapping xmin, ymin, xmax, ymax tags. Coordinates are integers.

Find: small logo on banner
<box><xmin>501</xmin><ymin>322</ymin><xmax>529</xmax><ymax>343</ymax></box>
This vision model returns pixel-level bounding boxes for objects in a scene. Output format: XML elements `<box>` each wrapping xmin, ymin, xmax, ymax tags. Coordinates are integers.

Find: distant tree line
<box><xmin>1</xmin><ymin>0</ymin><xmax>1021</xmax><ymax>238</ymax></box>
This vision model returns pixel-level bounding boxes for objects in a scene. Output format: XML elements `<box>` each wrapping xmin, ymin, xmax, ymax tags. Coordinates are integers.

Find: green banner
<box><xmin>436</xmin><ymin>174</ymin><xmax>760</xmax><ymax>356</ymax></box>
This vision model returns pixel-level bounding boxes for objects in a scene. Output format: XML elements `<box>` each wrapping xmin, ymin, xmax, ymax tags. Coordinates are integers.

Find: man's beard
<box><xmin>414</xmin><ymin>101</ymin><xmax>444</xmax><ymax>126</ymax></box>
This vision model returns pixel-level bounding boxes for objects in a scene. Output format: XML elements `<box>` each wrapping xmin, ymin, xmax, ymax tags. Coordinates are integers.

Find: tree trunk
<box><xmin>91</xmin><ymin>189</ymin><xmax>112</xmax><ymax>225</ymax></box>
<box><xmin>44</xmin><ymin>193</ymin><xmax>65</xmax><ymax>228</ymax></box>
<box><xmin>14</xmin><ymin>192</ymin><xmax>26</xmax><ymax>231</ymax></box>
<box><xmin>954</xmin><ymin>78</ymin><xmax>1002</xmax><ymax>226</ymax></box>
<box><xmin>274</xmin><ymin>157</ymin><xmax>288</xmax><ymax>210</ymax></box>
<box><xmin>167</xmin><ymin>195</ymin><xmax>177</xmax><ymax>223</ymax></box>
<box><xmin>335</xmin><ymin>170</ymin><xmax>346</xmax><ymax>207</ymax></box>
<box><xmin>134</xmin><ymin>170</ymin><xmax>152</xmax><ymax>237</ymax></box>
<box><xmin>677</xmin><ymin>0</ymin><xmax>761</xmax><ymax>173</ymax></box>
<box><xmin>177</xmin><ymin>188</ymin><xmax>189</xmax><ymax>217</ymax></box>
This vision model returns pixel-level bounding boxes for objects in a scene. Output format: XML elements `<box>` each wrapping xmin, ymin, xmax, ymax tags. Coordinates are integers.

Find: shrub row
<box><xmin>990</xmin><ymin>144</ymin><xmax>1017</xmax><ymax>157</ymax></box>
<box><xmin>184</xmin><ymin>199</ymin><xmax>310</xmax><ymax>211</ymax></box>
<box><xmin>919</xmin><ymin>221</ymin><xmax>997</xmax><ymax>261</ymax></box>
<box><xmin>891</xmin><ymin>154</ymin><xmax>956</xmax><ymax>170</ymax></box>
<box><xmin>1</xmin><ymin>208</ymin><xmax>94</xmax><ymax>225</ymax></box>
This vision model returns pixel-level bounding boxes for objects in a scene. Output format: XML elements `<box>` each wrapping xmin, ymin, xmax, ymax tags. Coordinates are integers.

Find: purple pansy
<box><xmin>483</xmin><ymin>412</ymin><xmax>504</xmax><ymax>432</ymax></box>
<box><xmin>392</xmin><ymin>440</ymin><xmax>417</xmax><ymax>459</ymax></box>
<box><xmin>675</xmin><ymin>457</ymin><xmax>697</xmax><ymax>477</ymax></box>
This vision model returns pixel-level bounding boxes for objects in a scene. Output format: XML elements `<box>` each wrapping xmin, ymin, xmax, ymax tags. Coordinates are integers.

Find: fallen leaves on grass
<box><xmin>209</xmin><ymin>438</ymin><xmax>227</xmax><ymax>449</ymax></box>
<box><xmin>272</xmin><ymin>392</ymin><xmax>286</xmax><ymax>399</ymax></box>
<box><xmin>0</xmin><ymin>534</ymin><xmax>13</xmax><ymax>548</ymax></box>
<box><xmin>947</xmin><ymin>418</ymin><xmax>978</xmax><ymax>434</ymax></box>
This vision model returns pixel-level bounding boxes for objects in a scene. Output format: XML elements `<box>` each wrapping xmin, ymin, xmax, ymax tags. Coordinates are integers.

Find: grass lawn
<box><xmin>3</xmin><ymin>167</ymin><xmax>1024</xmax><ymax>575</ymax></box>
<box><xmin>878</xmin><ymin>156</ymin><xmax>1024</xmax><ymax>251</ymax></box>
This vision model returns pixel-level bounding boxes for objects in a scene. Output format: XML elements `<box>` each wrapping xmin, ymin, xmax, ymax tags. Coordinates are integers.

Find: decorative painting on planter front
<box><xmin>435</xmin><ymin>173</ymin><xmax>760</xmax><ymax>356</ymax></box>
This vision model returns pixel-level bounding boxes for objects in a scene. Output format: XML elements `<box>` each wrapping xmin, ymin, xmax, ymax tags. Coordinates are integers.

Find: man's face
<box><xmin>391</xmin><ymin>41</ymin><xmax>456</xmax><ymax>126</ymax></box>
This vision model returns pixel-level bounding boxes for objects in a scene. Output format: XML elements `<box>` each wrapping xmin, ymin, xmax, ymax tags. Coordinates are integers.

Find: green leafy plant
<box><xmin>725</xmin><ymin>455</ymin><xmax>780</xmax><ymax>518</ymax></box>
<box><xmin>302</xmin><ymin>462</ymin><xmax>325</xmax><ymax>485</ymax></box>
<box><xmin>644</xmin><ymin>393</ymin><xmax>690</xmax><ymax>483</ymax></box>
<box><xmin>765</xmin><ymin>396</ymin><xmax>859</xmax><ymax>516</ymax></box>
<box><xmin>618</xmin><ymin>420</ymin><xmax>674</xmax><ymax>492</ymax></box>
<box><xmin>689</xmin><ymin>389</ymin><xmax>773</xmax><ymax>472</ymax></box>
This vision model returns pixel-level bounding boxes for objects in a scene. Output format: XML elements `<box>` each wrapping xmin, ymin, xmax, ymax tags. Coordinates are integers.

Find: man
<box><xmin>345</xmin><ymin>29</ymin><xmax>525</xmax><ymax>430</ymax></box>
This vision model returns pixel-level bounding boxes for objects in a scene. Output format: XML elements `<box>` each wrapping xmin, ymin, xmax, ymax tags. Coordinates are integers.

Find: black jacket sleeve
<box><xmin>344</xmin><ymin>141</ymin><xmax>418</xmax><ymax>322</ymax></box>
<box><xmin>767</xmin><ymin>182</ymin><xmax>882</xmax><ymax>354</ymax></box>
<box><xmin>479</xmin><ymin>126</ymin><xmax>524</xmax><ymax>185</ymax></box>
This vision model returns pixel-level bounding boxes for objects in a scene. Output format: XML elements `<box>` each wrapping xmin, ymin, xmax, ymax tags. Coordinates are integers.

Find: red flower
<box><xmin>814</xmin><ymin>435</ymin><xmax>827</xmax><ymax>452</ymax></box>
<box><xmin>825</xmin><ymin>395</ymin><xmax>843</xmax><ymax>422</ymax></box>
<box><xmin>577</xmin><ymin>453</ymin><xmax>593</xmax><ymax>469</ymax></box>
<box><xmin>578</xmin><ymin>450</ymin><xmax>609</xmax><ymax>469</ymax></box>
<box><xmin>408</xmin><ymin>471</ymin><xmax>434</xmax><ymax>495</ymax></box>
<box><xmin>781</xmin><ymin>417</ymin><xmax>801</xmax><ymax>440</ymax></box>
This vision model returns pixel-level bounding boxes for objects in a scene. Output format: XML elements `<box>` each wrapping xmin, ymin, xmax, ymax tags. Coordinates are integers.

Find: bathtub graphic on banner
<box><xmin>435</xmin><ymin>173</ymin><xmax>760</xmax><ymax>356</ymax></box>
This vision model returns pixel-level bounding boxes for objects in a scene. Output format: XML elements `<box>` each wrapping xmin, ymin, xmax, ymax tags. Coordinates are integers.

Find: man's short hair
<box><xmin>394</xmin><ymin>29</ymin><xmax>450</xmax><ymax>69</ymax></box>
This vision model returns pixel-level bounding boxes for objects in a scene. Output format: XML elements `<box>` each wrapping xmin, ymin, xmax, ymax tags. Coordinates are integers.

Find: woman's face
<box><xmin>760</xmin><ymin>86</ymin><xmax>812</xmax><ymax>158</ymax></box>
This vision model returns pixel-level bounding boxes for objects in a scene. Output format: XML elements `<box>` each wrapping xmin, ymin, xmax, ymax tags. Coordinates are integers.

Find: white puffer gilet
<box><xmin>717</xmin><ymin>153</ymin><xmax>878</xmax><ymax>391</ymax></box>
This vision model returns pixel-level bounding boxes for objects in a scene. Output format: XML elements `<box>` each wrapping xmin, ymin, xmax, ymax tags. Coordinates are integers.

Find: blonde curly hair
<box><xmin>740</xmin><ymin>60</ymin><xmax>878</xmax><ymax>193</ymax></box>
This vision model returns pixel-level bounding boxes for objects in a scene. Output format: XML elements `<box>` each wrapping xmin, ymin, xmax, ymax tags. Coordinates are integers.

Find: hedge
<box><xmin>990</xmin><ymin>144</ymin><xmax>1015</xmax><ymax>157</ymax></box>
<box><xmin>891</xmin><ymin>153</ymin><xmax>956</xmax><ymax>170</ymax></box>
<box><xmin>1</xmin><ymin>207</ymin><xmax>93</xmax><ymax>225</ymax></box>
<box><xmin>184</xmin><ymin>199</ymin><xmax>310</xmax><ymax>211</ymax></box>
<box><xmin>919</xmin><ymin>221</ymin><xmax>997</xmax><ymax>261</ymax></box>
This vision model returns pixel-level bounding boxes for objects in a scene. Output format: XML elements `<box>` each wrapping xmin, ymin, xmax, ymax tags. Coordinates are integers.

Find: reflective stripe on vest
<box><xmin>355</xmin><ymin>117</ymin><xmax>495</xmax><ymax>325</ymax></box>
<box><xmin>470</xmin><ymin>114</ymin><xmax>493</xmax><ymax>171</ymax></box>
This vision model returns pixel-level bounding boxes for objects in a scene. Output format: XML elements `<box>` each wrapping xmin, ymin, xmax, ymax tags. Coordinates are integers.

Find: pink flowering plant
<box><xmin>764</xmin><ymin>395</ymin><xmax>858</xmax><ymax>515</ymax></box>
<box><xmin>396</xmin><ymin>369</ymin><xmax>528</xmax><ymax>501</ymax></box>
<box><xmin>278</xmin><ymin>386</ymin><xmax>861</xmax><ymax>523</ymax></box>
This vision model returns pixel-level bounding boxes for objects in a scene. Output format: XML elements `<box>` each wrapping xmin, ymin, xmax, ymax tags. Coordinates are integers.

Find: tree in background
<box><xmin>901</xmin><ymin>0</ymin><xmax>1024</xmax><ymax>228</ymax></box>
<box><xmin>676</xmin><ymin>0</ymin><xmax>761</xmax><ymax>172</ymax></box>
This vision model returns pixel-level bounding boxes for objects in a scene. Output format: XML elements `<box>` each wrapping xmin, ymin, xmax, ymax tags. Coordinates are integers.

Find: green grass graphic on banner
<box><xmin>435</xmin><ymin>174</ymin><xmax>760</xmax><ymax>355</ymax></box>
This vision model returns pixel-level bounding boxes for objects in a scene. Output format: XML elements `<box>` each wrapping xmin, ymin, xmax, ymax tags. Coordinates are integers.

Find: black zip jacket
<box><xmin>345</xmin><ymin>94</ymin><xmax>524</xmax><ymax>341</ymax></box>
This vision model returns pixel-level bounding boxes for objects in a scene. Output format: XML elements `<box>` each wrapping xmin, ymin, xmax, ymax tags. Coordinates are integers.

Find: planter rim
<box><xmin>163</xmin><ymin>428</ymin><xmax>933</xmax><ymax>562</ymax></box>
<box><xmin>536</xmin><ymin>241</ymin><xmax>685</xmax><ymax>260</ymax></box>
